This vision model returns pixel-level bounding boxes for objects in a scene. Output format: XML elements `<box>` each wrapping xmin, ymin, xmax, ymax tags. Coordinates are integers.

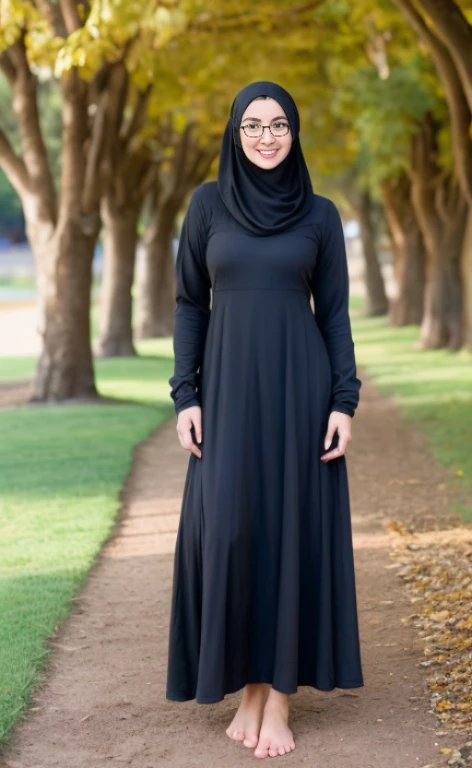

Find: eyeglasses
<box><xmin>240</xmin><ymin>120</ymin><xmax>291</xmax><ymax>138</ymax></box>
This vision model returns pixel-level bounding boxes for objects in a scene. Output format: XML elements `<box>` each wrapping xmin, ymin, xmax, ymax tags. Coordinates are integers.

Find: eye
<box><xmin>247</xmin><ymin>123</ymin><xmax>259</xmax><ymax>130</ymax></box>
<box><xmin>273</xmin><ymin>121</ymin><xmax>288</xmax><ymax>129</ymax></box>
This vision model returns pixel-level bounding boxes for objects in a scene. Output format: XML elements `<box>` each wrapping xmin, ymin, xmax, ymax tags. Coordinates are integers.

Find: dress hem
<box><xmin>167</xmin><ymin>679</ymin><xmax>364</xmax><ymax>704</ymax></box>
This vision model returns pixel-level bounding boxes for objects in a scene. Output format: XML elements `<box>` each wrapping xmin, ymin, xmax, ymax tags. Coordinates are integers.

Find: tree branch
<box><xmin>59</xmin><ymin>68</ymin><xmax>91</xmax><ymax>223</ymax></box>
<box><xmin>107</xmin><ymin>62</ymin><xmax>129</xmax><ymax>142</ymax></box>
<box><xmin>136</xmin><ymin>162</ymin><xmax>156</xmax><ymax>201</ymax></box>
<box><xmin>0</xmin><ymin>128</ymin><xmax>30</xmax><ymax>198</ymax></box>
<box><xmin>415</xmin><ymin>0</ymin><xmax>472</xmax><ymax>113</ymax></box>
<box><xmin>59</xmin><ymin>0</ymin><xmax>82</xmax><ymax>34</ymax></box>
<box><xmin>170</xmin><ymin>122</ymin><xmax>195</xmax><ymax>197</ymax></box>
<box><xmin>95</xmin><ymin>62</ymin><xmax>129</xmax><ymax>206</ymax></box>
<box><xmin>7</xmin><ymin>37</ymin><xmax>56</xmax><ymax>221</ymax></box>
<box><xmin>31</xmin><ymin>0</ymin><xmax>68</xmax><ymax>37</ymax></box>
<box><xmin>80</xmin><ymin>85</ymin><xmax>107</xmax><ymax>218</ymax></box>
<box><xmin>0</xmin><ymin>52</ymin><xmax>16</xmax><ymax>85</ymax></box>
<box><xmin>121</xmin><ymin>85</ymin><xmax>152</xmax><ymax>150</ymax></box>
<box><xmin>393</xmin><ymin>0</ymin><xmax>472</xmax><ymax>205</ymax></box>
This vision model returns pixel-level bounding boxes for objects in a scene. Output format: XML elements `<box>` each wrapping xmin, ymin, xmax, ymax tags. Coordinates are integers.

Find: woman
<box><xmin>166</xmin><ymin>80</ymin><xmax>364</xmax><ymax>759</ymax></box>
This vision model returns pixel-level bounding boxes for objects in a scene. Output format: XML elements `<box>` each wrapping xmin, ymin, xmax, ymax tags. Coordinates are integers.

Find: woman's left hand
<box><xmin>320</xmin><ymin>411</ymin><xmax>352</xmax><ymax>462</ymax></box>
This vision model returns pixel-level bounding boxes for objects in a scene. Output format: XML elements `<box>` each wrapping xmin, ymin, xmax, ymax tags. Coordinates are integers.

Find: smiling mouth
<box><xmin>257</xmin><ymin>149</ymin><xmax>278</xmax><ymax>157</ymax></box>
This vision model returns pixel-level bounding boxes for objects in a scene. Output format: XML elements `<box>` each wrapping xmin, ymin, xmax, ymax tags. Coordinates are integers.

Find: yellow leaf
<box><xmin>429</xmin><ymin>610</ymin><xmax>450</xmax><ymax>622</ymax></box>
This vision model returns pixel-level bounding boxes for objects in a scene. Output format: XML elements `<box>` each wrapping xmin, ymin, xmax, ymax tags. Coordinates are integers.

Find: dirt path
<box><xmin>1</xmin><ymin>373</ymin><xmax>470</xmax><ymax>768</ymax></box>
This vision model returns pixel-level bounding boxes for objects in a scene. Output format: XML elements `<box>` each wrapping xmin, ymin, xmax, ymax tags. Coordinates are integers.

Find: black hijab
<box><xmin>217</xmin><ymin>81</ymin><xmax>314</xmax><ymax>236</ymax></box>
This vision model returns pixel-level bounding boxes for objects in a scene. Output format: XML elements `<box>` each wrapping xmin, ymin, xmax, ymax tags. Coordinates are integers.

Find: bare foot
<box><xmin>254</xmin><ymin>689</ymin><xmax>295</xmax><ymax>759</ymax></box>
<box><xmin>226</xmin><ymin>683</ymin><xmax>270</xmax><ymax>748</ymax></box>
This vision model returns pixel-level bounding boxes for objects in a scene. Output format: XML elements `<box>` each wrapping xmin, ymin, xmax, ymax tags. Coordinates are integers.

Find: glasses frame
<box><xmin>239</xmin><ymin>121</ymin><xmax>291</xmax><ymax>139</ymax></box>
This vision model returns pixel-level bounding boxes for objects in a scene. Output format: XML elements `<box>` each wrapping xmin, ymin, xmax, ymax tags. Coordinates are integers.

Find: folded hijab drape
<box><xmin>217</xmin><ymin>81</ymin><xmax>314</xmax><ymax>236</ymax></box>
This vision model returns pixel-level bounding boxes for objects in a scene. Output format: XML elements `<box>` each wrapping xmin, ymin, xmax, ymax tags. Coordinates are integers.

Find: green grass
<box><xmin>0</xmin><ymin>336</ymin><xmax>175</xmax><ymax>745</ymax></box>
<box><xmin>350</xmin><ymin>297</ymin><xmax>472</xmax><ymax>522</ymax></box>
<box><xmin>0</xmin><ymin>304</ymin><xmax>172</xmax><ymax>385</ymax></box>
<box><xmin>0</xmin><ymin>275</ymin><xmax>36</xmax><ymax>292</ymax></box>
<box><xmin>0</xmin><ymin>339</ymin><xmax>175</xmax><ymax>390</ymax></box>
<box><xmin>0</xmin><ymin>273</ymin><xmax>103</xmax><ymax>294</ymax></box>
<box><xmin>0</xmin><ymin>357</ymin><xmax>36</xmax><ymax>382</ymax></box>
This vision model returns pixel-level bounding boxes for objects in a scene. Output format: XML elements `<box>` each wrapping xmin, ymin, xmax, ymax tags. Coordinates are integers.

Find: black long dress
<box><xmin>166</xmin><ymin>181</ymin><xmax>364</xmax><ymax>704</ymax></box>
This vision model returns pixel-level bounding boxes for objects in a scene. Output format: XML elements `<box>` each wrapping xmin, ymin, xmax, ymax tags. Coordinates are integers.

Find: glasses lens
<box><xmin>242</xmin><ymin>121</ymin><xmax>290</xmax><ymax>137</ymax></box>
<box><xmin>271</xmin><ymin>121</ymin><xmax>289</xmax><ymax>136</ymax></box>
<box><xmin>244</xmin><ymin>124</ymin><xmax>262</xmax><ymax>137</ymax></box>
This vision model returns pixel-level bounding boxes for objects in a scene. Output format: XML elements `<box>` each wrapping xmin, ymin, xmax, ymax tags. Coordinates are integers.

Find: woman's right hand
<box><xmin>176</xmin><ymin>405</ymin><xmax>203</xmax><ymax>458</ymax></box>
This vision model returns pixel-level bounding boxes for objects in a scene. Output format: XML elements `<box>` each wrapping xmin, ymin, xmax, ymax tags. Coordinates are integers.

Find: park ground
<box><xmin>0</xmin><ymin>286</ymin><xmax>472</xmax><ymax>767</ymax></box>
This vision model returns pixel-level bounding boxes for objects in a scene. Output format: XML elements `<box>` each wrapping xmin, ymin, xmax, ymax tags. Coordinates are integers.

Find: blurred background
<box><xmin>0</xmin><ymin>0</ymin><xmax>471</xmax><ymax>385</ymax></box>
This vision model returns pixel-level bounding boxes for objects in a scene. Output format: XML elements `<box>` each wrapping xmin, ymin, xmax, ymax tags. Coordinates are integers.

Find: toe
<box><xmin>254</xmin><ymin>739</ymin><xmax>271</xmax><ymax>759</ymax></box>
<box><xmin>278</xmin><ymin>747</ymin><xmax>286</xmax><ymax>755</ymax></box>
<box><xmin>243</xmin><ymin>733</ymin><xmax>259</xmax><ymax>748</ymax></box>
<box><xmin>254</xmin><ymin>749</ymin><xmax>269</xmax><ymax>759</ymax></box>
<box><xmin>269</xmin><ymin>747</ymin><xmax>279</xmax><ymax>757</ymax></box>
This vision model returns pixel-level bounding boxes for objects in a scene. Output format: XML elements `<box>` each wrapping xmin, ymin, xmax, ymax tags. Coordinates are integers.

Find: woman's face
<box><xmin>239</xmin><ymin>97</ymin><xmax>292</xmax><ymax>169</ymax></box>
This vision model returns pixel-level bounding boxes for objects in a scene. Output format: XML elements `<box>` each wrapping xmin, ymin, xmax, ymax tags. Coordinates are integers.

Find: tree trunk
<box><xmin>136</xmin><ymin>126</ymin><xmax>220</xmax><ymax>339</ymax></box>
<box><xmin>393</xmin><ymin>0</ymin><xmax>472</xmax><ymax>207</ymax></box>
<box><xmin>96</xmin><ymin>196</ymin><xmax>142</xmax><ymax>357</ymax></box>
<box><xmin>413</xmin><ymin>0</ymin><xmax>472</xmax><ymax>116</ymax></box>
<box><xmin>411</xmin><ymin>113</ymin><xmax>469</xmax><ymax>349</ymax></box>
<box><xmin>32</xmin><ymin>217</ymin><xmax>98</xmax><ymax>400</ymax></box>
<box><xmin>462</xmin><ymin>207</ymin><xmax>472</xmax><ymax>349</ymax></box>
<box><xmin>93</xmin><ymin>64</ymin><xmax>155</xmax><ymax>357</ymax></box>
<box><xmin>353</xmin><ymin>189</ymin><xmax>389</xmax><ymax>316</ymax></box>
<box><xmin>382</xmin><ymin>174</ymin><xmax>425</xmax><ymax>326</ymax></box>
<box><xmin>0</xmin><ymin>42</ymin><xmax>102</xmax><ymax>401</ymax></box>
<box><xmin>418</xmin><ymin>202</ymin><xmax>467</xmax><ymax>349</ymax></box>
<box><xmin>137</xmin><ymin>197</ymin><xmax>182</xmax><ymax>338</ymax></box>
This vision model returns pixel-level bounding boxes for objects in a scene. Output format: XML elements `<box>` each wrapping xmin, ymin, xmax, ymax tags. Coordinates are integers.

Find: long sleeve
<box><xmin>168</xmin><ymin>188</ymin><xmax>212</xmax><ymax>416</ymax></box>
<box><xmin>311</xmin><ymin>199</ymin><xmax>362</xmax><ymax>418</ymax></box>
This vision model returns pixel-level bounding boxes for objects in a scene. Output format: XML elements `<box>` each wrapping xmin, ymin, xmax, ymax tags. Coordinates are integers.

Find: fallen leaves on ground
<box><xmin>385</xmin><ymin>519</ymin><xmax>472</xmax><ymax>764</ymax></box>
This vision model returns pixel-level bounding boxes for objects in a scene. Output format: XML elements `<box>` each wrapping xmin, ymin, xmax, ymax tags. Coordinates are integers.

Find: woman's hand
<box><xmin>176</xmin><ymin>405</ymin><xmax>203</xmax><ymax>459</ymax></box>
<box><xmin>320</xmin><ymin>411</ymin><xmax>352</xmax><ymax>463</ymax></box>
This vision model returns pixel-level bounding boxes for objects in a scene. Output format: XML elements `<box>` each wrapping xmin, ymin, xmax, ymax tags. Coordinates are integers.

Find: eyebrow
<box><xmin>241</xmin><ymin>115</ymin><xmax>287</xmax><ymax>122</ymax></box>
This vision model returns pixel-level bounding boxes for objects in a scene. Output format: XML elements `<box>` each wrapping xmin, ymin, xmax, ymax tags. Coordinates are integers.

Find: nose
<box><xmin>260</xmin><ymin>126</ymin><xmax>275</xmax><ymax>145</ymax></box>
